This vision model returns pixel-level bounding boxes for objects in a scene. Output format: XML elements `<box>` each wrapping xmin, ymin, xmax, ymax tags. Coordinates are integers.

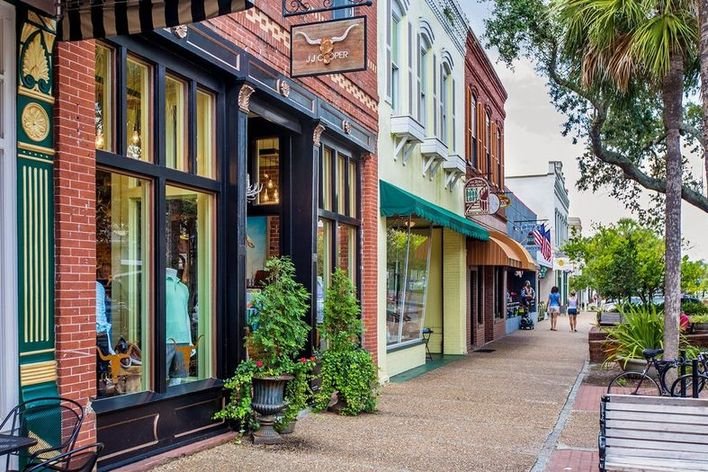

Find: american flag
<box><xmin>532</xmin><ymin>224</ymin><xmax>552</xmax><ymax>261</ymax></box>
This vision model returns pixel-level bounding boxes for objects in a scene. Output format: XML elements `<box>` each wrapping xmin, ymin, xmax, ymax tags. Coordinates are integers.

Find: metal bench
<box><xmin>599</xmin><ymin>394</ymin><xmax>708</xmax><ymax>471</ymax></box>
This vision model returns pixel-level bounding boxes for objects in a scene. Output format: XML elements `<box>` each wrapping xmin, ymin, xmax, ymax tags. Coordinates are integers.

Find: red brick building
<box><xmin>47</xmin><ymin>2</ymin><xmax>380</xmax><ymax>468</ymax></box>
<box><xmin>463</xmin><ymin>30</ymin><xmax>536</xmax><ymax>348</ymax></box>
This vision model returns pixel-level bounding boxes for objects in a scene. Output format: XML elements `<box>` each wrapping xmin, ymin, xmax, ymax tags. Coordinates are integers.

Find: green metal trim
<box><xmin>380</xmin><ymin>180</ymin><xmax>490</xmax><ymax>241</ymax></box>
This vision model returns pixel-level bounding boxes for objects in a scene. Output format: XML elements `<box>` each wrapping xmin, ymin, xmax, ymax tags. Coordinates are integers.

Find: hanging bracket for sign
<box><xmin>283</xmin><ymin>0</ymin><xmax>373</xmax><ymax>17</ymax></box>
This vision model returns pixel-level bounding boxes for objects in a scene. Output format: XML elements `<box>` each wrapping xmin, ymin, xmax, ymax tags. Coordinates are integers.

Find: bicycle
<box><xmin>606</xmin><ymin>348</ymin><xmax>689</xmax><ymax>396</ymax></box>
<box><xmin>669</xmin><ymin>352</ymin><xmax>708</xmax><ymax>398</ymax></box>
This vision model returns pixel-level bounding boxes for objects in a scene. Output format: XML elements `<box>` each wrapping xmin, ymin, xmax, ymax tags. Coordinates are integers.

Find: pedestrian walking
<box><xmin>547</xmin><ymin>286</ymin><xmax>561</xmax><ymax>331</ymax></box>
<box><xmin>567</xmin><ymin>290</ymin><xmax>578</xmax><ymax>332</ymax></box>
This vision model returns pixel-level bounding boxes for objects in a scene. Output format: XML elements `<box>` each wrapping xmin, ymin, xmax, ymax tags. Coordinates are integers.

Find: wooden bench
<box><xmin>599</xmin><ymin>394</ymin><xmax>708</xmax><ymax>471</ymax></box>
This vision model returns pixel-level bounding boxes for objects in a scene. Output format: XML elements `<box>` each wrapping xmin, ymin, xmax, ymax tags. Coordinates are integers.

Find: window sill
<box><xmin>387</xmin><ymin>339</ymin><xmax>424</xmax><ymax>353</ymax></box>
<box><xmin>92</xmin><ymin>378</ymin><xmax>224</xmax><ymax>415</ymax></box>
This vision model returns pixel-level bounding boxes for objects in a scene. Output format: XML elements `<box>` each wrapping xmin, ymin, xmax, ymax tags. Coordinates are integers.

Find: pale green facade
<box><xmin>377</xmin><ymin>0</ymin><xmax>471</xmax><ymax>380</ymax></box>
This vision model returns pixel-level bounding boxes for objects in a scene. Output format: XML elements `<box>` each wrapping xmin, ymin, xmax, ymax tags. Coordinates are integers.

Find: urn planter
<box><xmin>251</xmin><ymin>375</ymin><xmax>293</xmax><ymax>445</ymax></box>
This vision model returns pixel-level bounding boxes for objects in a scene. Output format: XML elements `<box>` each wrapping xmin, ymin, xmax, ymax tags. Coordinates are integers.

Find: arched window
<box><xmin>470</xmin><ymin>92</ymin><xmax>478</xmax><ymax>167</ymax></box>
<box><xmin>485</xmin><ymin>111</ymin><xmax>491</xmax><ymax>176</ymax></box>
<box><xmin>418</xmin><ymin>27</ymin><xmax>433</xmax><ymax>126</ymax></box>
<box><xmin>440</xmin><ymin>52</ymin><xmax>454</xmax><ymax>146</ymax></box>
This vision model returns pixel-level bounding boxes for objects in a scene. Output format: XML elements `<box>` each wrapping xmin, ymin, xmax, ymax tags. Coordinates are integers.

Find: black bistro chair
<box><xmin>23</xmin><ymin>443</ymin><xmax>103</xmax><ymax>472</ymax></box>
<box><xmin>0</xmin><ymin>397</ymin><xmax>84</xmax><ymax>471</ymax></box>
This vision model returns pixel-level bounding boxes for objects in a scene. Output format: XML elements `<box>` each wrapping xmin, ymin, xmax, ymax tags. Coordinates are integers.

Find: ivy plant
<box><xmin>313</xmin><ymin>269</ymin><xmax>378</xmax><ymax>415</ymax></box>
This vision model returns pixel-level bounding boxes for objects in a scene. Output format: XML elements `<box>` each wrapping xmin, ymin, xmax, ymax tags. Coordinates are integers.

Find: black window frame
<box><xmin>94</xmin><ymin>37</ymin><xmax>225</xmax><ymax>401</ymax></box>
<box><xmin>317</xmin><ymin>138</ymin><xmax>362</xmax><ymax>297</ymax></box>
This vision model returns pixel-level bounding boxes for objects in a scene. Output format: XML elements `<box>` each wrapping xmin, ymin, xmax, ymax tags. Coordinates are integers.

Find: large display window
<box><xmin>96</xmin><ymin>170</ymin><xmax>152</xmax><ymax>396</ymax></box>
<box><xmin>94</xmin><ymin>42</ymin><xmax>219</xmax><ymax>398</ymax></box>
<box><xmin>317</xmin><ymin>142</ymin><xmax>360</xmax><ymax>348</ymax></box>
<box><xmin>386</xmin><ymin>218</ymin><xmax>433</xmax><ymax>346</ymax></box>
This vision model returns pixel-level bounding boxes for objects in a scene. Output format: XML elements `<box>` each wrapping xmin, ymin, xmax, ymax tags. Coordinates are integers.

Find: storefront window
<box><xmin>255</xmin><ymin>137</ymin><xmax>280</xmax><ymax>205</ymax></box>
<box><xmin>196</xmin><ymin>89</ymin><xmax>215</xmax><ymax>178</ymax></box>
<box><xmin>165</xmin><ymin>186</ymin><xmax>214</xmax><ymax>386</ymax></box>
<box><xmin>96</xmin><ymin>170</ymin><xmax>151</xmax><ymax>397</ymax></box>
<box><xmin>495</xmin><ymin>268</ymin><xmax>505</xmax><ymax>319</ymax></box>
<box><xmin>336</xmin><ymin>153</ymin><xmax>347</xmax><ymax>214</ymax></box>
<box><xmin>316</xmin><ymin>219</ymin><xmax>333</xmax><ymax>330</ymax></box>
<box><xmin>348</xmin><ymin>161</ymin><xmax>357</xmax><ymax>217</ymax></box>
<box><xmin>321</xmin><ymin>147</ymin><xmax>332</xmax><ymax>211</ymax></box>
<box><xmin>126</xmin><ymin>56</ymin><xmax>152</xmax><ymax>161</ymax></box>
<box><xmin>95</xmin><ymin>45</ymin><xmax>113</xmax><ymax>152</ymax></box>
<box><xmin>386</xmin><ymin>220</ymin><xmax>432</xmax><ymax>346</ymax></box>
<box><xmin>336</xmin><ymin>223</ymin><xmax>356</xmax><ymax>279</ymax></box>
<box><xmin>165</xmin><ymin>75</ymin><xmax>187</xmax><ymax>172</ymax></box>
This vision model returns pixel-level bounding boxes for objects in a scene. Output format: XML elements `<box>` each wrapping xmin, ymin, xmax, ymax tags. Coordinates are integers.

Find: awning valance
<box><xmin>60</xmin><ymin>0</ymin><xmax>252</xmax><ymax>41</ymax></box>
<box><xmin>468</xmin><ymin>234</ymin><xmax>522</xmax><ymax>268</ymax></box>
<box><xmin>493</xmin><ymin>232</ymin><xmax>537</xmax><ymax>272</ymax></box>
<box><xmin>380</xmin><ymin>180</ymin><xmax>489</xmax><ymax>241</ymax></box>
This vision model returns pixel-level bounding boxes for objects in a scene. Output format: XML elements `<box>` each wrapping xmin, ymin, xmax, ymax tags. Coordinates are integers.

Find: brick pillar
<box><xmin>360</xmin><ymin>153</ymin><xmax>378</xmax><ymax>363</ymax></box>
<box><xmin>54</xmin><ymin>40</ymin><xmax>97</xmax><ymax>447</ymax></box>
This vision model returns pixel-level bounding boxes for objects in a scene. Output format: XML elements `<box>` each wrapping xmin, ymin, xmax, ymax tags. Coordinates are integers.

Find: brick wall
<box><xmin>200</xmin><ymin>6</ymin><xmax>379</xmax><ymax>361</ymax></box>
<box><xmin>54</xmin><ymin>40</ymin><xmax>97</xmax><ymax>447</ymax></box>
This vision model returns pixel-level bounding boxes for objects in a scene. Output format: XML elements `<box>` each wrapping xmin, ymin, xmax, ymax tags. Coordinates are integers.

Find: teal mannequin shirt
<box><xmin>166</xmin><ymin>270</ymin><xmax>192</xmax><ymax>344</ymax></box>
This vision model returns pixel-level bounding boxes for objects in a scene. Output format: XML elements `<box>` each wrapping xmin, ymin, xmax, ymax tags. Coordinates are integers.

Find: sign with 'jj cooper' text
<box><xmin>291</xmin><ymin>16</ymin><xmax>367</xmax><ymax>78</ymax></box>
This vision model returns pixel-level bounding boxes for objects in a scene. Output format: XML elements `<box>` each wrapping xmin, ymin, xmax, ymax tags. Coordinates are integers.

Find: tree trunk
<box><xmin>662</xmin><ymin>53</ymin><xmax>684</xmax><ymax>363</ymax></box>
<box><xmin>702</xmin><ymin>0</ymin><xmax>708</xmax><ymax>192</ymax></box>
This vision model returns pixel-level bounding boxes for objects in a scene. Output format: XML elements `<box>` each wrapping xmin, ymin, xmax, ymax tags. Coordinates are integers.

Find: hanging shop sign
<box><xmin>464</xmin><ymin>177</ymin><xmax>490</xmax><ymax>216</ymax></box>
<box><xmin>554</xmin><ymin>256</ymin><xmax>574</xmax><ymax>273</ymax></box>
<box><xmin>290</xmin><ymin>16</ymin><xmax>367</xmax><ymax>78</ymax></box>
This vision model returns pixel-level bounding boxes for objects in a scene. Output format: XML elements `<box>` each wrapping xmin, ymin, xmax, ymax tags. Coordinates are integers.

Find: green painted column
<box><xmin>16</xmin><ymin>8</ymin><xmax>58</xmax><ymax>402</ymax></box>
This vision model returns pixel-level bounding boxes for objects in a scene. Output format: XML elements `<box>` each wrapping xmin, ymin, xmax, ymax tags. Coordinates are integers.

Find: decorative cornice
<box><xmin>238</xmin><ymin>84</ymin><xmax>255</xmax><ymax>113</ymax></box>
<box><xmin>425</xmin><ymin>0</ymin><xmax>468</xmax><ymax>55</ymax></box>
<box><xmin>313</xmin><ymin>123</ymin><xmax>326</xmax><ymax>147</ymax></box>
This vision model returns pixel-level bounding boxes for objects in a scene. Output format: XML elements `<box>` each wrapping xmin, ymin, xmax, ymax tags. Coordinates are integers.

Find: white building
<box><xmin>506</xmin><ymin>161</ymin><xmax>571</xmax><ymax>305</ymax></box>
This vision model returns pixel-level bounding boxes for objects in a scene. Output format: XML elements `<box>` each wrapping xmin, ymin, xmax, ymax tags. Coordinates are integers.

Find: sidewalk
<box><xmin>140</xmin><ymin>314</ymin><xmax>592</xmax><ymax>472</ymax></box>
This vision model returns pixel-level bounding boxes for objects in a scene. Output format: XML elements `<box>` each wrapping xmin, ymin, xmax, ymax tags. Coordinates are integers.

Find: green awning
<box><xmin>380</xmin><ymin>180</ymin><xmax>489</xmax><ymax>241</ymax></box>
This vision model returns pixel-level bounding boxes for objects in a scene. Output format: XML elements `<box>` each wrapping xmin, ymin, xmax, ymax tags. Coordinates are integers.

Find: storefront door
<box><xmin>0</xmin><ymin>0</ymin><xmax>18</xmax><ymax>418</ymax></box>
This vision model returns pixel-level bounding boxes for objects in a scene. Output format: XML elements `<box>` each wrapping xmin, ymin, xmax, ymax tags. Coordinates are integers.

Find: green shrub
<box><xmin>314</xmin><ymin>348</ymin><xmax>378</xmax><ymax>415</ymax></box>
<box><xmin>605</xmin><ymin>305</ymin><xmax>699</xmax><ymax>365</ymax></box>
<box><xmin>313</xmin><ymin>268</ymin><xmax>379</xmax><ymax>415</ymax></box>
<box><xmin>683</xmin><ymin>301</ymin><xmax>708</xmax><ymax>316</ymax></box>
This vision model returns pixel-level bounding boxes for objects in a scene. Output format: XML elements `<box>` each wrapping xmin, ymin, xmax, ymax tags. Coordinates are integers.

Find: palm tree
<box><xmin>554</xmin><ymin>0</ymin><xmax>697</xmax><ymax>361</ymax></box>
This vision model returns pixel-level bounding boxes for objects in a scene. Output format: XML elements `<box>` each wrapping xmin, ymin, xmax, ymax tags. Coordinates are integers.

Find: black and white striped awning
<box><xmin>60</xmin><ymin>0</ymin><xmax>252</xmax><ymax>41</ymax></box>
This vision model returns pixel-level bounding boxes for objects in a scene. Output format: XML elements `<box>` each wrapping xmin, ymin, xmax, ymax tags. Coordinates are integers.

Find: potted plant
<box><xmin>275</xmin><ymin>355</ymin><xmax>315</xmax><ymax>434</ymax></box>
<box><xmin>214</xmin><ymin>257</ymin><xmax>311</xmax><ymax>444</ymax></box>
<box><xmin>313</xmin><ymin>269</ymin><xmax>379</xmax><ymax>415</ymax></box>
<box><xmin>605</xmin><ymin>305</ymin><xmax>697</xmax><ymax>372</ymax></box>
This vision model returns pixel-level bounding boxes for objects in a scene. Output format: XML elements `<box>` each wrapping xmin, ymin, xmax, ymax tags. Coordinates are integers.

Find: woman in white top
<box><xmin>567</xmin><ymin>291</ymin><xmax>579</xmax><ymax>332</ymax></box>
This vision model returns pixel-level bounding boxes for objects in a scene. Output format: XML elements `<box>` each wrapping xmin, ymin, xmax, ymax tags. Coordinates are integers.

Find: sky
<box><xmin>460</xmin><ymin>1</ymin><xmax>708</xmax><ymax>261</ymax></box>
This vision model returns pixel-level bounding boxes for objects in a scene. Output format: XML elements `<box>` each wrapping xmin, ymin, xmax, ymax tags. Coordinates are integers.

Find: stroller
<box><xmin>519</xmin><ymin>304</ymin><xmax>534</xmax><ymax>330</ymax></box>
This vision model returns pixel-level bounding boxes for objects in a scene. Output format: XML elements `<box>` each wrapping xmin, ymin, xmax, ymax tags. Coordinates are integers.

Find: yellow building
<box><xmin>376</xmin><ymin>0</ymin><xmax>488</xmax><ymax>379</ymax></box>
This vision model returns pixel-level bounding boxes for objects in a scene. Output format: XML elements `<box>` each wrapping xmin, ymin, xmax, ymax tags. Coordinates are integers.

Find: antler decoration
<box><xmin>246</xmin><ymin>173</ymin><xmax>263</xmax><ymax>202</ymax></box>
<box><xmin>295</xmin><ymin>24</ymin><xmax>360</xmax><ymax>65</ymax></box>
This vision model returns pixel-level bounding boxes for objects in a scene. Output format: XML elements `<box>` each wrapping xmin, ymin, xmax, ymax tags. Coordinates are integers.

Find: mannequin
<box><xmin>166</xmin><ymin>257</ymin><xmax>192</xmax><ymax>385</ymax></box>
<box><xmin>96</xmin><ymin>280</ymin><xmax>114</xmax><ymax>354</ymax></box>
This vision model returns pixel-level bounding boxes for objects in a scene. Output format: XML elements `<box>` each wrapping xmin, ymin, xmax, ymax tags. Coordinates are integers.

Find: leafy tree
<box><xmin>564</xmin><ymin>219</ymin><xmax>664</xmax><ymax>303</ymax></box>
<box><xmin>485</xmin><ymin>0</ymin><xmax>706</xmax><ymax>360</ymax></box>
<box><xmin>681</xmin><ymin>257</ymin><xmax>708</xmax><ymax>296</ymax></box>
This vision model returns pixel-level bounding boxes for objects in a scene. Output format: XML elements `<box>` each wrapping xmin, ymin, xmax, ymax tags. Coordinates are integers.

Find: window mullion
<box><xmin>118</xmin><ymin>46</ymin><xmax>128</xmax><ymax>157</ymax></box>
<box><xmin>156</xmin><ymin>65</ymin><xmax>166</xmax><ymax>168</ymax></box>
<box><xmin>154</xmin><ymin>175</ymin><xmax>168</xmax><ymax>393</ymax></box>
<box><xmin>188</xmin><ymin>80</ymin><xmax>197</xmax><ymax>174</ymax></box>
